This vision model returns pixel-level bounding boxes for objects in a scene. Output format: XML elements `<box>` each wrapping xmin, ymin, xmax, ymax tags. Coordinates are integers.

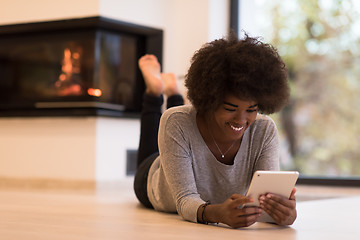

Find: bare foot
<box><xmin>138</xmin><ymin>54</ymin><xmax>163</xmax><ymax>96</ymax></box>
<box><xmin>161</xmin><ymin>73</ymin><xmax>180</xmax><ymax>97</ymax></box>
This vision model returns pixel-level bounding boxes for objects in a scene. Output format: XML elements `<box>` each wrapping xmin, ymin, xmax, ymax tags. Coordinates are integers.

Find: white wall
<box><xmin>0</xmin><ymin>117</ymin><xmax>97</xmax><ymax>180</ymax></box>
<box><xmin>0</xmin><ymin>116</ymin><xmax>139</xmax><ymax>182</ymax></box>
<box><xmin>95</xmin><ymin>118</ymin><xmax>140</xmax><ymax>181</ymax></box>
<box><xmin>0</xmin><ymin>0</ymin><xmax>99</xmax><ymax>25</ymax></box>
<box><xmin>0</xmin><ymin>0</ymin><xmax>229</xmax><ymax>184</ymax></box>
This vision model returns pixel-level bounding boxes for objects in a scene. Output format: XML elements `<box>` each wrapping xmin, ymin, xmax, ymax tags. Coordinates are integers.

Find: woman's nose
<box><xmin>233</xmin><ymin>112</ymin><xmax>247</xmax><ymax>124</ymax></box>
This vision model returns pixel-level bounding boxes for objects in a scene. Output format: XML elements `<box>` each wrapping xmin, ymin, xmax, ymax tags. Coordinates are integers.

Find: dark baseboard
<box><xmin>297</xmin><ymin>176</ymin><xmax>360</xmax><ymax>187</ymax></box>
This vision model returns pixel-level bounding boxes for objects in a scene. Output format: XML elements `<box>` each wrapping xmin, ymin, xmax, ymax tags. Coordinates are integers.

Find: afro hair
<box><xmin>185</xmin><ymin>31</ymin><xmax>289</xmax><ymax>115</ymax></box>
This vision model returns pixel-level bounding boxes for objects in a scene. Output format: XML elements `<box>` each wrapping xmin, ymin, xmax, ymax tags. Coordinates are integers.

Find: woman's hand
<box><xmin>259</xmin><ymin>188</ymin><xmax>297</xmax><ymax>225</ymax></box>
<box><xmin>202</xmin><ymin>193</ymin><xmax>262</xmax><ymax>228</ymax></box>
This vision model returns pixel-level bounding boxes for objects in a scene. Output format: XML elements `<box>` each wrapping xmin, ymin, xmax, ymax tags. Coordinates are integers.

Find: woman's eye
<box><xmin>247</xmin><ymin>109</ymin><xmax>258</xmax><ymax>113</ymax></box>
<box><xmin>224</xmin><ymin>108</ymin><xmax>236</xmax><ymax>112</ymax></box>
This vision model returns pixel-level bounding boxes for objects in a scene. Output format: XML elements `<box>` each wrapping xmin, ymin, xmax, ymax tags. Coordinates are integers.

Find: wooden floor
<box><xmin>1</xmin><ymin>178</ymin><xmax>360</xmax><ymax>240</ymax></box>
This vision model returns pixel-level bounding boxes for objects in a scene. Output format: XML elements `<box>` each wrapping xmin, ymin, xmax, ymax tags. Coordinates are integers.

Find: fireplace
<box><xmin>0</xmin><ymin>16</ymin><xmax>163</xmax><ymax>117</ymax></box>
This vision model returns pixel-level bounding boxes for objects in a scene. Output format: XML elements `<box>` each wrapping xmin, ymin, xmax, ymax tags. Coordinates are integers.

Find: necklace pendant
<box><xmin>221</xmin><ymin>154</ymin><xmax>224</xmax><ymax>158</ymax></box>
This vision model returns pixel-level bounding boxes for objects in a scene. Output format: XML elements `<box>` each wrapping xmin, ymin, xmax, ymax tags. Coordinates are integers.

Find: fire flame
<box><xmin>56</xmin><ymin>47</ymin><xmax>82</xmax><ymax>96</ymax></box>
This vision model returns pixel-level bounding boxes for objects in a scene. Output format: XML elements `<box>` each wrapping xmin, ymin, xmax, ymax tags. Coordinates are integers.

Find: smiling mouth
<box><xmin>229</xmin><ymin>123</ymin><xmax>244</xmax><ymax>132</ymax></box>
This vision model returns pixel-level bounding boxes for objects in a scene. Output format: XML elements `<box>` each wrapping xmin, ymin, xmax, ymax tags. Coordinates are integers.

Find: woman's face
<box><xmin>210</xmin><ymin>94</ymin><xmax>258</xmax><ymax>142</ymax></box>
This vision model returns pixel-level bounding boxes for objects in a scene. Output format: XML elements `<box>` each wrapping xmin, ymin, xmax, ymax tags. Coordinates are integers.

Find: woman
<box><xmin>134</xmin><ymin>32</ymin><xmax>296</xmax><ymax>228</ymax></box>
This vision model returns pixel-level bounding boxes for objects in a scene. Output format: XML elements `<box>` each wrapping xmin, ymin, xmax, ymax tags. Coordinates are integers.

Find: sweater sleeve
<box><xmin>157</xmin><ymin>111</ymin><xmax>205</xmax><ymax>223</ymax></box>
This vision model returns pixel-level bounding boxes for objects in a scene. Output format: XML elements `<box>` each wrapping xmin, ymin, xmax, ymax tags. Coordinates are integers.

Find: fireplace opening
<box><xmin>0</xmin><ymin>16</ymin><xmax>163</xmax><ymax>117</ymax></box>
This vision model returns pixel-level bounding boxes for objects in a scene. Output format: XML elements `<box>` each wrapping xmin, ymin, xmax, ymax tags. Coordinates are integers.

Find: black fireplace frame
<box><xmin>0</xmin><ymin>16</ymin><xmax>163</xmax><ymax>118</ymax></box>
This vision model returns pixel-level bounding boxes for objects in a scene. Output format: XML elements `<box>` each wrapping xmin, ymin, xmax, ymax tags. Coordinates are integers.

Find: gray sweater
<box><xmin>147</xmin><ymin>105</ymin><xmax>280</xmax><ymax>223</ymax></box>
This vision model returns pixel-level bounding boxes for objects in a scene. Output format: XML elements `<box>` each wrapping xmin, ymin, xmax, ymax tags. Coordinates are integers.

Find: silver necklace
<box><xmin>208</xmin><ymin>123</ymin><xmax>237</xmax><ymax>159</ymax></box>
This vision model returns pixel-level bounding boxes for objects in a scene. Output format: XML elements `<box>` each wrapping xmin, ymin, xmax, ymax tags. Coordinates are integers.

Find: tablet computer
<box><xmin>244</xmin><ymin>170</ymin><xmax>299</xmax><ymax>222</ymax></box>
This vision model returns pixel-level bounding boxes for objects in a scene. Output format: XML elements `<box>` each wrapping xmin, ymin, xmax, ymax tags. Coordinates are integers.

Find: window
<box><xmin>238</xmin><ymin>0</ymin><xmax>360</xmax><ymax>183</ymax></box>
